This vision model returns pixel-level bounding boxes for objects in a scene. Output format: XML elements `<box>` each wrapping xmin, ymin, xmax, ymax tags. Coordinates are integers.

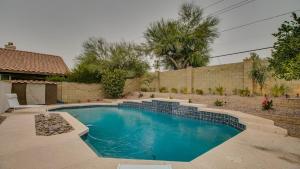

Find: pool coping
<box><xmin>1</xmin><ymin>98</ymin><xmax>299</xmax><ymax>169</ymax></box>
<box><xmin>47</xmin><ymin>98</ymin><xmax>289</xmax><ymax>157</ymax></box>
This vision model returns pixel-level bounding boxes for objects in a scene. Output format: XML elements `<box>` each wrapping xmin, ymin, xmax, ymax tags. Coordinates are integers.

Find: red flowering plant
<box><xmin>262</xmin><ymin>96</ymin><xmax>273</xmax><ymax>110</ymax></box>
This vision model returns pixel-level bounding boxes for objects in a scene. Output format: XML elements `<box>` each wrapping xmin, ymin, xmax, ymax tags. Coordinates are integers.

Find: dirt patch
<box><xmin>35</xmin><ymin>113</ymin><xmax>74</xmax><ymax>136</ymax></box>
<box><xmin>127</xmin><ymin>92</ymin><xmax>300</xmax><ymax>138</ymax></box>
<box><xmin>0</xmin><ymin>116</ymin><xmax>6</xmax><ymax>125</ymax></box>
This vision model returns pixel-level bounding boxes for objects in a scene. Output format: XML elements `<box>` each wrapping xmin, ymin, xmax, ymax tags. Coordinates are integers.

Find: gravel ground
<box><xmin>35</xmin><ymin>113</ymin><xmax>74</xmax><ymax>136</ymax></box>
<box><xmin>0</xmin><ymin>116</ymin><xmax>6</xmax><ymax>125</ymax></box>
<box><xmin>126</xmin><ymin>92</ymin><xmax>300</xmax><ymax>138</ymax></box>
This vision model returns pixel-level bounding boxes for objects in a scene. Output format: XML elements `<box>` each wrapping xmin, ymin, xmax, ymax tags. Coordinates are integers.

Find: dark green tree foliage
<box><xmin>144</xmin><ymin>3</ymin><xmax>219</xmax><ymax>70</ymax></box>
<box><xmin>46</xmin><ymin>75</ymin><xmax>67</xmax><ymax>82</ymax></box>
<box><xmin>101</xmin><ymin>69</ymin><xmax>126</xmax><ymax>98</ymax></box>
<box><xmin>108</xmin><ymin>41</ymin><xmax>149</xmax><ymax>78</ymax></box>
<box><xmin>68</xmin><ymin>64</ymin><xmax>102</xmax><ymax>83</ymax></box>
<box><xmin>83</xmin><ymin>38</ymin><xmax>149</xmax><ymax>77</ymax></box>
<box><xmin>268</xmin><ymin>13</ymin><xmax>300</xmax><ymax>80</ymax></box>
<box><xmin>69</xmin><ymin>37</ymin><xmax>149</xmax><ymax>83</ymax></box>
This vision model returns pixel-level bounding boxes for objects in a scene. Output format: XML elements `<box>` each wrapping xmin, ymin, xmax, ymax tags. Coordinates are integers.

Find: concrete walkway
<box><xmin>0</xmin><ymin>100</ymin><xmax>299</xmax><ymax>169</ymax></box>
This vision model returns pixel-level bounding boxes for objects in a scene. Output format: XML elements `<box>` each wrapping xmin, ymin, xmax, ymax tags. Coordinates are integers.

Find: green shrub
<box><xmin>271</xmin><ymin>84</ymin><xmax>289</xmax><ymax>97</ymax></box>
<box><xmin>67</xmin><ymin>64</ymin><xmax>102</xmax><ymax>83</ymax></box>
<box><xmin>208</xmin><ymin>88</ymin><xmax>213</xmax><ymax>94</ymax></box>
<box><xmin>150</xmin><ymin>94</ymin><xmax>155</xmax><ymax>98</ymax></box>
<box><xmin>188</xmin><ymin>99</ymin><xmax>192</xmax><ymax>103</ymax></box>
<box><xmin>171</xmin><ymin>88</ymin><xmax>178</xmax><ymax>93</ymax></box>
<box><xmin>159</xmin><ymin>87</ymin><xmax>168</xmax><ymax>93</ymax></box>
<box><xmin>232</xmin><ymin>88</ymin><xmax>238</xmax><ymax>95</ymax></box>
<box><xmin>215</xmin><ymin>86</ymin><xmax>225</xmax><ymax>96</ymax></box>
<box><xmin>214</xmin><ymin>99</ymin><xmax>224</xmax><ymax>106</ymax></box>
<box><xmin>149</xmin><ymin>88</ymin><xmax>156</xmax><ymax>92</ymax></box>
<box><xmin>101</xmin><ymin>69</ymin><xmax>126</xmax><ymax>98</ymax></box>
<box><xmin>195</xmin><ymin>89</ymin><xmax>203</xmax><ymax>95</ymax></box>
<box><xmin>138</xmin><ymin>93</ymin><xmax>143</xmax><ymax>98</ymax></box>
<box><xmin>180</xmin><ymin>87</ymin><xmax>188</xmax><ymax>94</ymax></box>
<box><xmin>140</xmin><ymin>87</ymin><xmax>148</xmax><ymax>92</ymax></box>
<box><xmin>245</xmin><ymin>88</ymin><xmax>251</xmax><ymax>96</ymax></box>
<box><xmin>46</xmin><ymin>75</ymin><xmax>67</xmax><ymax>82</ymax></box>
<box><xmin>239</xmin><ymin>88</ymin><xmax>250</xmax><ymax>97</ymax></box>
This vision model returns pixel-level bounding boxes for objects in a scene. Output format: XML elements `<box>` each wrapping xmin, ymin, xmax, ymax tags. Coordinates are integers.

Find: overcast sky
<box><xmin>0</xmin><ymin>0</ymin><xmax>299</xmax><ymax>69</ymax></box>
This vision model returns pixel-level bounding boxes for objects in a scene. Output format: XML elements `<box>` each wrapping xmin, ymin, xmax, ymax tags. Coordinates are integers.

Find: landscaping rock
<box><xmin>35</xmin><ymin>113</ymin><xmax>74</xmax><ymax>136</ymax></box>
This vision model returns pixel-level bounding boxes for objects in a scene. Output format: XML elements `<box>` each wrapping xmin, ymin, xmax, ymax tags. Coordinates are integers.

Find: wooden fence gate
<box><xmin>11</xmin><ymin>81</ymin><xmax>57</xmax><ymax>105</ymax></box>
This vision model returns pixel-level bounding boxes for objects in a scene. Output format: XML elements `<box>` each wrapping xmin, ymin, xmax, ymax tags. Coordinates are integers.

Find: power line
<box><xmin>150</xmin><ymin>47</ymin><xmax>273</xmax><ymax>68</ymax></box>
<box><xmin>210</xmin><ymin>46</ymin><xmax>273</xmax><ymax>58</ymax></box>
<box><xmin>209</xmin><ymin>0</ymin><xmax>256</xmax><ymax>16</ymax></box>
<box><xmin>203</xmin><ymin>0</ymin><xmax>225</xmax><ymax>10</ymax></box>
<box><xmin>215</xmin><ymin>0</ymin><xmax>256</xmax><ymax>16</ymax></box>
<box><xmin>220</xmin><ymin>9</ymin><xmax>300</xmax><ymax>32</ymax></box>
<box><xmin>208</xmin><ymin>0</ymin><xmax>250</xmax><ymax>15</ymax></box>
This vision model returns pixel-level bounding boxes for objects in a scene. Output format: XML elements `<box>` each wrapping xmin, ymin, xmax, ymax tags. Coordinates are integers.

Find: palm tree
<box><xmin>249</xmin><ymin>53</ymin><xmax>268</xmax><ymax>95</ymax></box>
<box><xmin>144</xmin><ymin>3</ymin><xmax>219</xmax><ymax>70</ymax></box>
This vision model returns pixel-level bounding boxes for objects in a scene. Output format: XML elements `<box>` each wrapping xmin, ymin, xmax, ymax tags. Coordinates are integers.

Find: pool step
<box><xmin>180</xmin><ymin>102</ymin><xmax>207</xmax><ymax>108</ymax></box>
<box><xmin>237</xmin><ymin>115</ymin><xmax>275</xmax><ymax>126</ymax></box>
<box><xmin>245</xmin><ymin>121</ymin><xmax>287</xmax><ymax>136</ymax></box>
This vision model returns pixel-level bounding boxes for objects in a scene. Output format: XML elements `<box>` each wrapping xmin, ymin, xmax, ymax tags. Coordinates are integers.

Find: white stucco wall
<box><xmin>0</xmin><ymin>81</ymin><xmax>12</xmax><ymax>113</ymax></box>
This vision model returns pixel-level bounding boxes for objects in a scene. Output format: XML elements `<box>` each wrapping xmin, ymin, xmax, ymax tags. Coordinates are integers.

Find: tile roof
<box><xmin>0</xmin><ymin>48</ymin><xmax>69</xmax><ymax>75</ymax></box>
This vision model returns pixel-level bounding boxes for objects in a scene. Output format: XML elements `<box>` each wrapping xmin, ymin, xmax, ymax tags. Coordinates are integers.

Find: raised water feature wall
<box><xmin>119</xmin><ymin>100</ymin><xmax>246</xmax><ymax>131</ymax></box>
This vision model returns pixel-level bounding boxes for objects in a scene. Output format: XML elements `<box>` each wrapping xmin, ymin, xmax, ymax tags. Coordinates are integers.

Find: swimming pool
<box><xmin>54</xmin><ymin>101</ymin><xmax>244</xmax><ymax>162</ymax></box>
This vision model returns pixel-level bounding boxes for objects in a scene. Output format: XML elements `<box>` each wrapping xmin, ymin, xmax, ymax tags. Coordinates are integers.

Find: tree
<box><xmin>268</xmin><ymin>13</ymin><xmax>300</xmax><ymax>80</ymax></box>
<box><xmin>249</xmin><ymin>53</ymin><xmax>268</xmax><ymax>94</ymax></box>
<box><xmin>108</xmin><ymin>41</ymin><xmax>149</xmax><ymax>77</ymax></box>
<box><xmin>68</xmin><ymin>63</ymin><xmax>102</xmax><ymax>83</ymax></box>
<box><xmin>144</xmin><ymin>3</ymin><xmax>219</xmax><ymax>70</ymax></box>
<box><xmin>69</xmin><ymin>37</ymin><xmax>149</xmax><ymax>83</ymax></box>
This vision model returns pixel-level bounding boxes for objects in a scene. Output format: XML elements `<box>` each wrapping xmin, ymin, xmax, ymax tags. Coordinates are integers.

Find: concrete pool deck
<box><xmin>0</xmin><ymin>99</ymin><xmax>299</xmax><ymax>169</ymax></box>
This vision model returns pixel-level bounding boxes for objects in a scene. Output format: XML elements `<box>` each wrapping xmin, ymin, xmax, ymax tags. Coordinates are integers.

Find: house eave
<box><xmin>0</xmin><ymin>69</ymin><xmax>66</xmax><ymax>76</ymax></box>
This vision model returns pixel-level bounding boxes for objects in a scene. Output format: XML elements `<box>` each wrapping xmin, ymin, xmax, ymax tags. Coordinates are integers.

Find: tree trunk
<box><xmin>168</xmin><ymin>57</ymin><xmax>180</xmax><ymax>70</ymax></box>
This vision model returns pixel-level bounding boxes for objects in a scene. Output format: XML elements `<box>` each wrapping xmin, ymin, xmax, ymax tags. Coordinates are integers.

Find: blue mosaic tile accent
<box><xmin>119</xmin><ymin>100</ymin><xmax>246</xmax><ymax>131</ymax></box>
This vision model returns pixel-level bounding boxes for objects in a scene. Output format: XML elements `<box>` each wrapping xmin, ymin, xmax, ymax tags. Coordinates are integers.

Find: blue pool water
<box><xmin>57</xmin><ymin>106</ymin><xmax>240</xmax><ymax>161</ymax></box>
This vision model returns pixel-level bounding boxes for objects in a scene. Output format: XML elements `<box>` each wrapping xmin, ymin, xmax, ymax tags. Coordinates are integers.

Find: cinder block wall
<box><xmin>55</xmin><ymin>59</ymin><xmax>300</xmax><ymax>103</ymax></box>
<box><xmin>57</xmin><ymin>78</ymin><xmax>141</xmax><ymax>103</ymax></box>
<box><xmin>150</xmin><ymin>59</ymin><xmax>300</xmax><ymax>95</ymax></box>
<box><xmin>193</xmin><ymin>62</ymin><xmax>244</xmax><ymax>94</ymax></box>
<box><xmin>258</xmin><ymin>75</ymin><xmax>300</xmax><ymax>96</ymax></box>
<box><xmin>159</xmin><ymin>69</ymin><xmax>187</xmax><ymax>91</ymax></box>
<box><xmin>123</xmin><ymin>78</ymin><xmax>142</xmax><ymax>95</ymax></box>
<box><xmin>57</xmin><ymin>82</ymin><xmax>103</xmax><ymax>103</ymax></box>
